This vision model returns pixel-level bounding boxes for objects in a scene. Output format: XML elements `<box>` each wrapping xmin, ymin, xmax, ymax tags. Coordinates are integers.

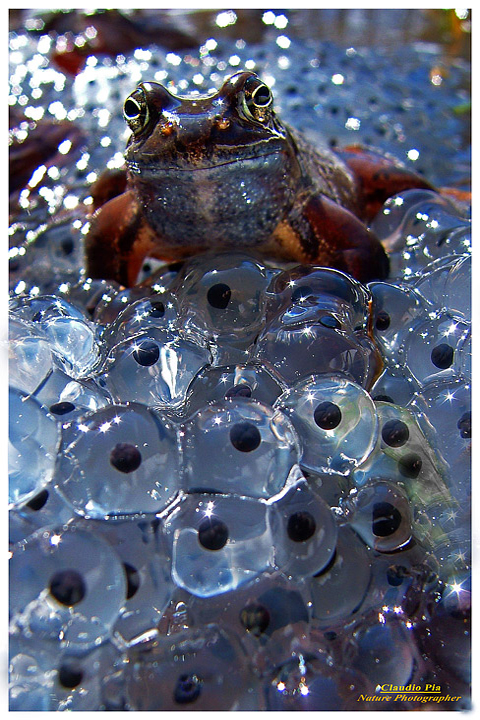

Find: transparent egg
<box><xmin>369</xmin><ymin>363</ymin><xmax>420</xmax><ymax>407</ymax></box>
<box><xmin>184</xmin><ymin>362</ymin><xmax>285</xmax><ymax>418</ymax></box>
<box><xmin>416</xmin><ymin>572</ymin><xmax>470</xmax><ymax>686</ymax></box>
<box><xmin>371</xmin><ymin>190</ymin><xmax>469</xmax><ymax>257</ymax></box>
<box><xmin>100</xmin><ymin>328</ymin><xmax>211</xmax><ymax>409</ymax></box>
<box><xmin>163</xmin><ymin>492</ymin><xmax>274</xmax><ymax>597</ymax></box>
<box><xmin>369</xmin><ymin>281</ymin><xmax>429</xmax><ymax>358</ymax></box>
<box><xmin>103</xmin><ymin>291</ymin><xmax>179</xmax><ymax>348</ymax></box>
<box><xmin>9</xmin><ymin>524</ymin><xmax>126</xmax><ymax>648</ymax></box>
<box><xmin>309</xmin><ymin>525</ymin><xmax>372</xmax><ymax>627</ymax></box>
<box><xmin>10</xmin><ymin>484</ymin><xmax>77</xmax><ymax>547</ymax></box>
<box><xmin>266</xmin><ymin>651</ymin><xmax>367</xmax><ymax>710</ymax></box>
<box><xmin>187</xmin><ymin>571</ymin><xmax>309</xmax><ymax>646</ymax></box>
<box><xmin>9</xmin><ymin>316</ymin><xmax>54</xmax><ymax>396</ymax></box>
<box><xmin>33</xmin><ymin>368</ymin><xmax>111</xmax><ymax>422</ymax></box>
<box><xmin>268</xmin><ymin>477</ymin><xmax>338</xmax><ymax>578</ymax></box>
<box><xmin>173</xmin><ymin>251</ymin><xmax>273</xmax><ymax>363</ymax></box>
<box><xmin>350</xmin><ymin>613</ymin><xmax>421</xmax><ymax>688</ymax></box>
<box><xmin>181</xmin><ymin>398</ymin><xmax>300</xmax><ymax>498</ymax></box>
<box><xmin>366</xmin><ymin>401</ymin><xmax>451</xmax><ymax>507</ymax></box>
<box><xmin>345</xmin><ymin>480</ymin><xmax>413</xmax><ymax>552</ymax></box>
<box><xmin>10</xmin><ymin>294</ymin><xmax>101</xmax><ymax>378</ymax></box>
<box><xmin>371</xmin><ymin>189</ymin><xmax>446</xmax><ymax>243</ymax></box>
<box><xmin>400</xmin><ymin>310</ymin><xmax>469</xmax><ymax>385</ymax></box>
<box><xmin>9</xmin><ymin>387</ymin><xmax>60</xmax><ymax>508</ymax></box>
<box><xmin>125</xmin><ymin>625</ymin><xmax>252</xmax><ymax>711</ymax></box>
<box><xmin>9</xmin><ymin>634</ymin><xmax>125</xmax><ymax>711</ymax></box>
<box><xmin>263</xmin><ymin>265</ymin><xmax>371</xmax><ymax>331</ymax></box>
<box><xmin>410</xmin><ymin>254</ymin><xmax>459</xmax><ymax>309</ymax></box>
<box><xmin>409</xmin><ymin>378</ymin><xmax>470</xmax><ymax>505</ymax></box>
<box><xmin>254</xmin><ymin>320</ymin><xmax>379</xmax><ymax>389</ymax></box>
<box><xmin>58</xmin><ymin>403</ymin><xmax>181</xmax><ymax>518</ymax></box>
<box><xmin>275</xmin><ymin>374</ymin><xmax>378</xmax><ymax>475</ymax></box>
<box><xmin>444</xmin><ymin>253</ymin><xmax>471</xmax><ymax>321</ymax></box>
<box><xmin>93</xmin><ymin>519</ymin><xmax>174</xmax><ymax>643</ymax></box>
<box><xmin>9</xmin><ymin>293</ymin><xmax>87</xmax><ymax>325</ymax></box>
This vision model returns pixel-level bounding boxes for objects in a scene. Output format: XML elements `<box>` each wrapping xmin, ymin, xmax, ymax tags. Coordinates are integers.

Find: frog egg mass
<box><xmin>9</xmin><ymin>8</ymin><xmax>470</xmax><ymax>712</ymax></box>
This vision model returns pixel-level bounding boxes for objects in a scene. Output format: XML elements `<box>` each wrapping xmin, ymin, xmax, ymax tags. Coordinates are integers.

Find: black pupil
<box><xmin>287</xmin><ymin>511</ymin><xmax>316</xmax><ymax>542</ymax></box>
<box><xmin>49</xmin><ymin>401</ymin><xmax>75</xmax><ymax>415</ymax></box>
<box><xmin>230</xmin><ymin>421</ymin><xmax>261</xmax><ymax>452</ymax></box>
<box><xmin>373</xmin><ymin>394</ymin><xmax>395</xmax><ymax>403</ymax></box>
<box><xmin>123</xmin><ymin>562</ymin><xmax>141</xmax><ymax>599</ymax></box>
<box><xmin>372</xmin><ymin>501</ymin><xmax>402</xmax><ymax>537</ymax></box>
<box><xmin>49</xmin><ymin>569</ymin><xmax>86</xmax><ymax>606</ymax></box>
<box><xmin>225</xmin><ymin>383</ymin><xmax>252</xmax><ymax>399</ymax></box>
<box><xmin>314</xmin><ymin>401</ymin><xmax>342</xmax><ymax>430</ymax></box>
<box><xmin>375</xmin><ymin>310</ymin><xmax>391</xmax><ymax>331</ymax></box>
<box><xmin>457</xmin><ymin>411</ymin><xmax>471</xmax><ymax>438</ymax></box>
<box><xmin>25</xmin><ymin>488</ymin><xmax>49</xmax><ymax>511</ymax></box>
<box><xmin>240</xmin><ymin>603</ymin><xmax>270</xmax><ymax>636</ymax></box>
<box><xmin>253</xmin><ymin>85</ymin><xmax>271</xmax><ymax>106</ymax></box>
<box><xmin>207</xmin><ymin>283</ymin><xmax>231</xmax><ymax>309</ymax></box>
<box><xmin>431</xmin><ymin>342</ymin><xmax>454</xmax><ymax>369</ymax></box>
<box><xmin>386</xmin><ymin>565</ymin><xmax>408</xmax><ymax>586</ymax></box>
<box><xmin>198</xmin><ymin>517</ymin><xmax>229</xmax><ymax>551</ymax></box>
<box><xmin>110</xmin><ymin>443</ymin><xmax>142</xmax><ymax>474</ymax></box>
<box><xmin>58</xmin><ymin>663</ymin><xmax>83</xmax><ymax>689</ymax></box>
<box><xmin>125</xmin><ymin>98</ymin><xmax>141</xmax><ymax>118</ymax></box>
<box><xmin>133</xmin><ymin>339</ymin><xmax>159</xmax><ymax>366</ymax></box>
<box><xmin>174</xmin><ymin>674</ymin><xmax>202</xmax><ymax>705</ymax></box>
<box><xmin>398</xmin><ymin>453</ymin><xmax>423</xmax><ymax>478</ymax></box>
<box><xmin>149</xmin><ymin>301</ymin><xmax>165</xmax><ymax>318</ymax></box>
<box><xmin>381</xmin><ymin>419</ymin><xmax>409</xmax><ymax>447</ymax></box>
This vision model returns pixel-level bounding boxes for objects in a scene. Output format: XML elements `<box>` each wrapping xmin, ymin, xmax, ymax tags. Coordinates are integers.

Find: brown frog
<box><xmin>85</xmin><ymin>71</ymin><xmax>434</xmax><ymax>286</ymax></box>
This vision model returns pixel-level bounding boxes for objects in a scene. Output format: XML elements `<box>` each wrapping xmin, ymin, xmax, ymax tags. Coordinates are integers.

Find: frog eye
<box><xmin>242</xmin><ymin>76</ymin><xmax>273</xmax><ymax>121</ymax></box>
<box><xmin>123</xmin><ymin>88</ymin><xmax>149</xmax><ymax>135</ymax></box>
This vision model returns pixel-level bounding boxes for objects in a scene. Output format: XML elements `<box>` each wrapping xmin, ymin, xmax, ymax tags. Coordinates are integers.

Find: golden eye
<box><xmin>250</xmin><ymin>83</ymin><xmax>272</xmax><ymax>108</ymax></box>
<box><xmin>242</xmin><ymin>77</ymin><xmax>273</xmax><ymax>121</ymax></box>
<box><xmin>123</xmin><ymin>88</ymin><xmax>149</xmax><ymax>135</ymax></box>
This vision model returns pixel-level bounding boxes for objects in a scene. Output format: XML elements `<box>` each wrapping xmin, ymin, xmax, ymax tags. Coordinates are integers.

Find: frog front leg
<box><xmin>85</xmin><ymin>190</ymin><xmax>160</xmax><ymax>286</ymax></box>
<box><xmin>270</xmin><ymin>192</ymin><xmax>390</xmax><ymax>283</ymax></box>
<box><xmin>338</xmin><ymin>145</ymin><xmax>435</xmax><ymax>221</ymax></box>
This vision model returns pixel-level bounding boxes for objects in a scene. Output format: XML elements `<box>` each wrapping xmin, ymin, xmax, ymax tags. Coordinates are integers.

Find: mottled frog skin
<box><xmin>85</xmin><ymin>71</ymin><xmax>433</xmax><ymax>286</ymax></box>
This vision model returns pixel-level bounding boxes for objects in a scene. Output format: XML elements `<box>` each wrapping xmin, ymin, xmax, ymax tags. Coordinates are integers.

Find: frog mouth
<box><xmin>127</xmin><ymin>146</ymin><xmax>286</xmax><ymax>174</ymax></box>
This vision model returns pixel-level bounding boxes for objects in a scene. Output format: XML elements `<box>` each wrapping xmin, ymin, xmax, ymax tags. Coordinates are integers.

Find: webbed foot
<box><xmin>85</xmin><ymin>190</ymin><xmax>160</xmax><ymax>286</ymax></box>
<box><xmin>272</xmin><ymin>193</ymin><xmax>390</xmax><ymax>283</ymax></box>
<box><xmin>339</xmin><ymin>145</ymin><xmax>435</xmax><ymax>221</ymax></box>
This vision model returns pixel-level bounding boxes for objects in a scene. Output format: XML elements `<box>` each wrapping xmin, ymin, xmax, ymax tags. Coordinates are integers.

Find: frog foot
<box><xmin>270</xmin><ymin>193</ymin><xmax>390</xmax><ymax>284</ymax></box>
<box><xmin>85</xmin><ymin>190</ymin><xmax>159</xmax><ymax>287</ymax></box>
<box><xmin>339</xmin><ymin>145</ymin><xmax>435</xmax><ymax>222</ymax></box>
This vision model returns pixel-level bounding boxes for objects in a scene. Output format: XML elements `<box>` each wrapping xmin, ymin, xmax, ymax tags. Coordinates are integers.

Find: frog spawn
<box><xmin>9</xmin><ymin>136</ymin><xmax>471</xmax><ymax>715</ymax></box>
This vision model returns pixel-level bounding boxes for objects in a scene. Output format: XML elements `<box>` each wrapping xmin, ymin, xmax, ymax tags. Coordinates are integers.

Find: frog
<box><xmin>85</xmin><ymin>71</ymin><xmax>435</xmax><ymax>287</ymax></box>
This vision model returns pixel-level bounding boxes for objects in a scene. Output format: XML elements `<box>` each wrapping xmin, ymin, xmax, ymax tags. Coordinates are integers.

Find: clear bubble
<box><xmin>9</xmin><ymin>386</ymin><xmax>60</xmax><ymax>508</ymax></box>
<box><xmin>181</xmin><ymin>398</ymin><xmax>300</xmax><ymax>498</ymax></box>
<box><xmin>9</xmin><ymin>524</ymin><xmax>126</xmax><ymax>648</ymax></box>
<box><xmin>125</xmin><ymin>625</ymin><xmax>251</xmax><ymax>710</ymax></box>
<box><xmin>275</xmin><ymin>374</ymin><xmax>378</xmax><ymax>475</ymax></box>
<box><xmin>164</xmin><ymin>492</ymin><xmax>274</xmax><ymax>597</ymax></box>
<box><xmin>58</xmin><ymin>403</ymin><xmax>181</xmax><ymax>518</ymax></box>
<box><xmin>100</xmin><ymin>328</ymin><xmax>212</xmax><ymax>409</ymax></box>
<box><xmin>269</xmin><ymin>477</ymin><xmax>338</xmax><ymax>577</ymax></box>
